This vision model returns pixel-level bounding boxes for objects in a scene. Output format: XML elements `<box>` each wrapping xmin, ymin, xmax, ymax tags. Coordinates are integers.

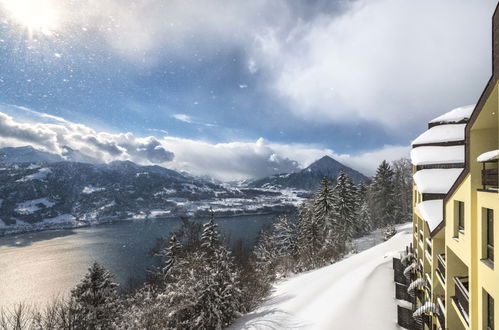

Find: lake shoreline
<box><xmin>0</xmin><ymin>210</ymin><xmax>288</xmax><ymax>238</ymax></box>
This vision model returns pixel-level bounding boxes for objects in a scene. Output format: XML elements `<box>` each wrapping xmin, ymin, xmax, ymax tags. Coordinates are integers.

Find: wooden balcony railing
<box><xmin>453</xmin><ymin>276</ymin><xmax>470</xmax><ymax>323</ymax></box>
<box><xmin>437</xmin><ymin>254</ymin><xmax>446</xmax><ymax>282</ymax></box>
<box><xmin>482</xmin><ymin>166</ymin><xmax>498</xmax><ymax>189</ymax></box>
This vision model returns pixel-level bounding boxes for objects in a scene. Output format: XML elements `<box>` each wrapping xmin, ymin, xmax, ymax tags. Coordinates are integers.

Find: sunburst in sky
<box><xmin>1</xmin><ymin>0</ymin><xmax>60</xmax><ymax>37</ymax></box>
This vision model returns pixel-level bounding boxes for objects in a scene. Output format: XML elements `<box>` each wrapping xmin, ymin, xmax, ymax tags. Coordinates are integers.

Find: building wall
<box><xmin>476</xmin><ymin>191</ymin><xmax>499</xmax><ymax>330</ymax></box>
<box><xmin>445</xmin><ymin>174</ymin><xmax>472</xmax><ymax>330</ymax></box>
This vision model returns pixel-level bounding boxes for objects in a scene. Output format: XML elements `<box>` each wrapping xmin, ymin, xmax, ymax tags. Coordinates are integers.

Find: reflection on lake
<box><xmin>0</xmin><ymin>214</ymin><xmax>277</xmax><ymax>309</ymax></box>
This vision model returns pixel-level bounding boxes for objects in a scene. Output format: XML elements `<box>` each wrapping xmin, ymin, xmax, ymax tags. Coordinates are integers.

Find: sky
<box><xmin>0</xmin><ymin>0</ymin><xmax>497</xmax><ymax>181</ymax></box>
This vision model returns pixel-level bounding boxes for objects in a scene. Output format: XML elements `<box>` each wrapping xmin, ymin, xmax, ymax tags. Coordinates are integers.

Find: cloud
<box><xmin>161</xmin><ymin>138</ymin><xmax>409</xmax><ymax>180</ymax></box>
<box><xmin>163</xmin><ymin>137</ymin><xmax>301</xmax><ymax>181</ymax></box>
<box><xmin>251</xmin><ymin>0</ymin><xmax>497</xmax><ymax>129</ymax></box>
<box><xmin>11</xmin><ymin>0</ymin><xmax>494</xmax><ymax>131</ymax></box>
<box><xmin>0</xmin><ymin>108</ymin><xmax>410</xmax><ymax>181</ymax></box>
<box><xmin>37</xmin><ymin>0</ymin><xmax>288</xmax><ymax>61</ymax></box>
<box><xmin>172</xmin><ymin>114</ymin><xmax>192</xmax><ymax>123</ymax></box>
<box><xmin>0</xmin><ymin>111</ymin><xmax>174</xmax><ymax>164</ymax></box>
<box><xmin>267</xmin><ymin>142</ymin><xmax>410</xmax><ymax>177</ymax></box>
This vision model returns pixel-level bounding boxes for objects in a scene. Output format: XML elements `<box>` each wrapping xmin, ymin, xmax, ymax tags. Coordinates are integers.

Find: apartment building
<box><xmin>395</xmin><ymin>4</ymin><xmax>499</xmax><ymax>330</ymax></box>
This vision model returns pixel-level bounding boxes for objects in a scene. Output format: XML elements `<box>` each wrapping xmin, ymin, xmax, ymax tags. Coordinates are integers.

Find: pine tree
<box><xmin>392</xmin><ymin>158</ymin><xmax>412</xmax><ymax>224</ymax></box>
<box><xmin>71</xmin><ymin>262</ymin><xmax>119</xmax><ymax>329</ymax></box>
<box><xmin>354</xmin><ymin>182</ymin><xmax>372</xmax><ymax>237</ymax></box>
<box><xmin>313</xmin><ymin>177</ymin><xmax>336</xmax><ymax>243</ymax></box>
<box><xmin>161</xmin><ymin>234</ymin><xmax>182</xmax><ymax>279</ymax></box>
<box><xmin>370</xmin><ymin>160</ymin><xmax>396</xmax><ymax>227</ymax></box>
<box><xmin>201</xmin><ymin>211</ymin><xmax>220</xmax><ymax>257</ymax></box>
<box><xmin>195</xmin><ymin>214</ymin><xmax>242</xmax><ymax>329</ymax></box>
<box><xmin>332</xmin><ymin>171</ymin><xmax>356</xmax><ymax>251</ymax></box>
<box><xmin>296</xmin><ymin>197</ymin><xmax>320</xmax><ymax>269</ymax></box>
<box><xmin>272</xmin><ymin>215</ymin><xmax>297</xmax><ymax>258</ymax></box>
<box><xmin>254</xmin><ymin>215</ymin><xmax>297</xmax><ymax>274</ymax></box>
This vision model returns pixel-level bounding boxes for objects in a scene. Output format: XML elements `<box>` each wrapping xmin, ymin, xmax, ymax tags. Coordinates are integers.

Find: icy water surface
<box><xmin>0</xmin><ymin>214</ymin><xmax>277</xmax><ymax>308</ymax></box>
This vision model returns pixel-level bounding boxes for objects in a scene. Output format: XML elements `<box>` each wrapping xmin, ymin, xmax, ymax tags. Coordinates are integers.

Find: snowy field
<box><xmin>230</xmin><ymin>223</ymin><xmax>412</xmax><ymax>330</ymax></box>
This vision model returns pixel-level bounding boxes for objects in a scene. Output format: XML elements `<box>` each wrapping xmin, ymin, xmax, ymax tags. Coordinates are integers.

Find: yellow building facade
<box><xmin>399</xmin><ymin>5</ymin><xmax>499</xmax><ymax>330</ymax></box>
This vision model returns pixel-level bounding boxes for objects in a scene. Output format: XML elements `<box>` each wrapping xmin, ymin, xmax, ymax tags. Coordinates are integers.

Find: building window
<box><xmin>455</xmin><ymin>201</ymin><xmax>465</xmax><ymax>235</ymax></box>
<box><xmin>487</xmin><ymin>208</ymin><xmax>494</xmax><ymax>262</ymax></box>
<box><xmin>488</xmin><ymin>293</ymin><xmax>495</xmax><ymax>330</ymax></box>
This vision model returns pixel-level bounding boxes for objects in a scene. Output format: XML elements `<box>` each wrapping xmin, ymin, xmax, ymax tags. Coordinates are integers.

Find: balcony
<box><xmin>436</xmin><ymin>296</ymin><xmax>445</xmax><ymax>328</ymax></box>
<box><xmin>452</xmin><ymin>276</ymin><xmax>469</xmax><ymax>324</ymax></box>
<box><xmin>478</xmin><ymin>153</ymin><xmax>498</xmax><ymax>191</ymax></box>
<box><xmin>436</xmin><ymin>254</ymin><xmax>446</xmax><ymax>283</ymax></box>
<box><xmin>482</xmin><ymin>167</ymin><xmax>498</xmax><ymax>189</ymax></box>
<box><xmin>426</xmin><ymin>238</ymin><xmax>432</xmax><ymax>258</ymax></box>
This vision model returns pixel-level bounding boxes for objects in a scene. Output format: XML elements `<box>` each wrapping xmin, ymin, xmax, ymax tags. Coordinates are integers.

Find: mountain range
<box><xmin>0</xmin><ymin>147</ymin><xmax>368</xmax><ymax>231</ymax></box>
<box><xmin>249</xmin><ymin>155</ymin><xmax>367</xmax><ymax>190</ymax></box>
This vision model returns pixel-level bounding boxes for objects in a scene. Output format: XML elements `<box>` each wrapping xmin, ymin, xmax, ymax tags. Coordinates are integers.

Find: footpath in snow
<box><xmin>230</xmin><ymin>224</ymin><xmax>412</xmax><ymax>330</ymax></box>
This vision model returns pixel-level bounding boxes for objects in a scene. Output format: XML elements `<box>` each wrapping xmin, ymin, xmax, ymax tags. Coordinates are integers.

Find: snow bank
<box><xmin>416</xmin><ymin>200</ymin><xmax>443</xmax><ymax>232</ymax></box>
<box><xmin>230</xmin><ymin>224</ymin><xmax>412</xmax><ymax>330</ymax></box>
<box><xmin>410</xmin><ymin>146</ymin><xmax>464</xmax><ymax>166</ymax></box>
<box><xmin>16</xmin><ymin>167</ymin><xmax>52</xmax><ymax>182</ymax></box>
<box><xmin>477</xmin><ymin>149</ymin><xmax>499</xmax><ymax>162</ymax></box>
<box><xmin>412</xmin><ymin>124</ymin><xmax>465</xmax><ymax>146</ymax></box>
<box><xmin>429</xmin><ymin>105</ymin><xmax>474</xmax><ymax>124</ymax></box>
<box><xmin>82</xmin><ymin>186</ymin><xmax>105</xmax><ymax>194</ymax></box>
<box><xmin>43</xmin><ymin>214</ymin><xmax>75</xmax><ymax>224</ymax></box>
<box><xmin>15</xmin><ymin>198</ymin><xmax>55</xmax><ymax>215</ymax></box>
<box><xmin>413</xmin><ymin>169</ymin><xmax>462</xmax><ymax>194</ymax></box>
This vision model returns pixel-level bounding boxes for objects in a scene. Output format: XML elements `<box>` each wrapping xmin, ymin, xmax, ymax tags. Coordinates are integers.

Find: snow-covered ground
<box><xmin>230</xmin><ymin>223</ymin><xmax>412</xmax><ymax>330</ymax></box>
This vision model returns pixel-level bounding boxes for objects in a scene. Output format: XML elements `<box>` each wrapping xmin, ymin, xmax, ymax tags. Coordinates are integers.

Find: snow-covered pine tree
<box><xmin>253</xmin><ymin>228</ymin><xmax>276</xmax><ymax>267</ymax></box>
<box><xmin>272</xmin><ymin>215</ymin><xmax>297</xmax><ymax>259</ymax></box>
<box><xmin>201</xmin><ymin>211</ymin><xmax>220</xmax><ymax>257</ymax></box>
<box><xmin>161</xmin><ymin>234</ymin><xmax>182</xmax><ymax>280</ymax></box>
<box><xmin>392</xmin><ymin>158</ymin><xmax>412</xmax><ymax>224</ymax></box>
<box><xmin>71</xmin><ymin>262</ymin><xmax>119</xmax><ymax>329</ymax></box>
<box><xmin>195</xmin><ymin>214</ymin><xmax>243</xmax><ymax>329</ymax></box>
<box><xmin>254</xmin><ymin>215</ymin><xmax>297</xmax><ymax>275</ymax></box>
<box><xmin>296</xmin><ymin>196</ymin><xmax>324</xmax><ymax>269</ymax></box>
<box><xmin>369</xmin><ymin>160</ymin><xmax>396</xmax><ymax>227</ymax></box>
<box><xmin>332</xmin><ymin>171</ymin><xmax>356</xmax><ymax>251</ymax></box>
<box><xmin>313</xmin><ymin>177</ymin><xmax>336</xmax><ymax>242</ymax></box>
<box><xmin>354</xmin><ymin>182</ymin><xmax>372</xmax><ymax>237</ymax></box>
<box><xmin>131</xmin><ymin>214</ymin><xmax>243</xmax><ymax>329</ymax></box>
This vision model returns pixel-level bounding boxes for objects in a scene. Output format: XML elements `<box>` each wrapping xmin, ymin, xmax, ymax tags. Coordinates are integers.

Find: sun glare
<box><xmin>1</xmin><ymin>0</ymin><xmax>60</xmax><ymax>36</ymax></box>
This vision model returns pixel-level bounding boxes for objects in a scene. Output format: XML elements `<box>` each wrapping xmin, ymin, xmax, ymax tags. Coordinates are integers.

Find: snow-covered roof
<box><xmin>429</xmin><ymin>105</ymin><xmax>475</xmax><ymax>124</ymax></box>
<box><xmin>410</xmin><ymin>146</ymin><xmax>464</xmax><ymax>166</ymax></box>
<box><xmin>413</xmin><ymin>169</ymin><xmax>463</xmax><ymax>194</ymax></box>
<box><xmin>477</xmin><ymin>149</ymin><xmax>499</xmax><ymax>162</ymax></box>
<box><xmin>412</xmin><ymin>124</ymin><xmax>466</xmax><ymax>146</ymax></box>
<box><xmin>416</xmin><ymin>200</ymin><xmax>443</xmax><ymax>232</ymax></box>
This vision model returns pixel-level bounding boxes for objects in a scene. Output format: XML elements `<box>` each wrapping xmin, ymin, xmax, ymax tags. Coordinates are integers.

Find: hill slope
<box><xmin>0</xmin><ymin>159</ymin><xmax>299</xmax><ymax>231</ymax></box>
<box><xmin>249</xmin><ymin>155</ymin><xmax>367</xmax><ymax>190</ymax></box>
<box><xmin>230</xmin><ymin>224</ymin><xmax>411</xmax><ymax>330</ymax></box>
<box><xmin>0</xmin><ymin>146</ymin><xmax>64</xmax><ymax>163</ymax></box>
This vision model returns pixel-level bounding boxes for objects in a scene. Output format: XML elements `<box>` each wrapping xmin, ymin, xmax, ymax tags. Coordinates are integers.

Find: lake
<box><xmin>0</xmin><ymin>214</ymin><xmax>278</xmax><ymax>309</ymax></box>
